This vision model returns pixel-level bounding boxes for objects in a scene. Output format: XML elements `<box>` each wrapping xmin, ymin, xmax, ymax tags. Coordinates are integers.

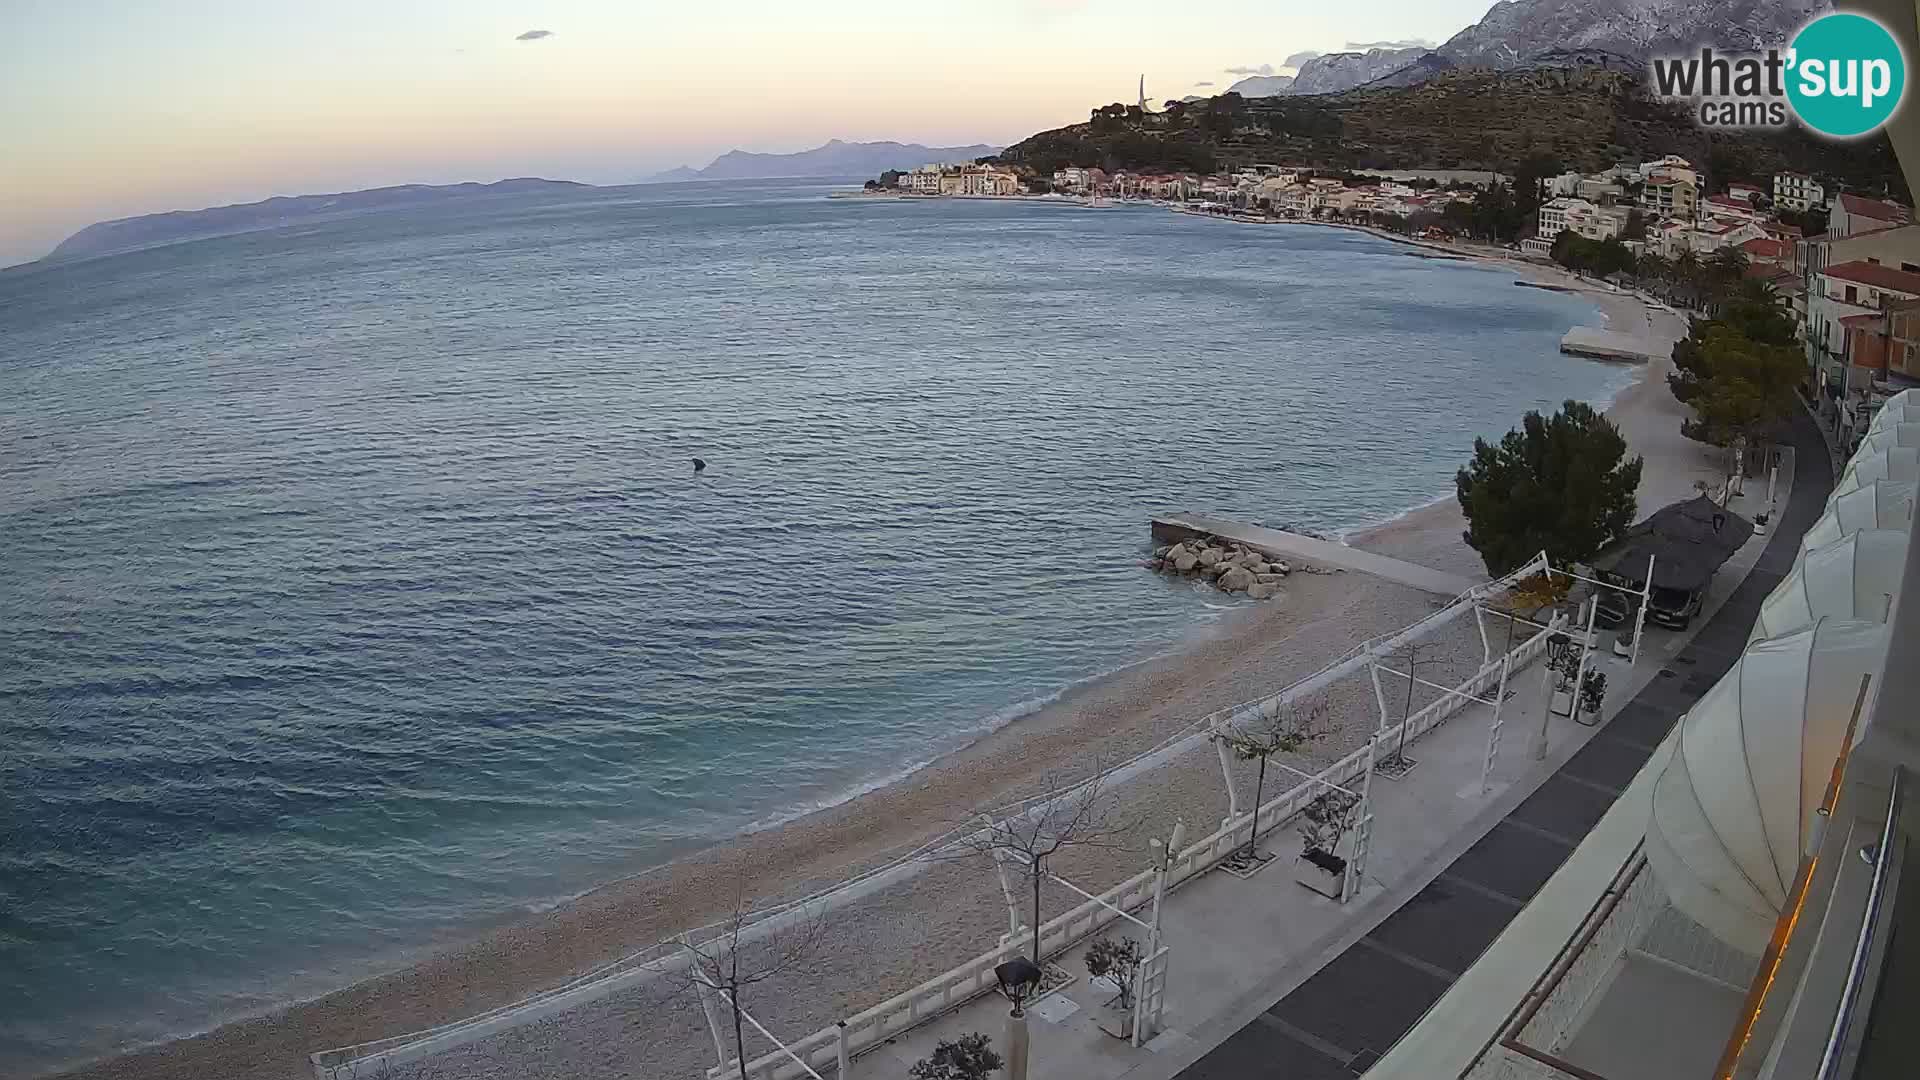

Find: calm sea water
<box><xmin>0</xmin><ymin>179</ymin><xmax>1631</xmax><ymax>1073</ymax></box>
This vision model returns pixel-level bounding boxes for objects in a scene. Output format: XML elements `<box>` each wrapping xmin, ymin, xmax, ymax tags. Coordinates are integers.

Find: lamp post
<box><xmin>1534</xmin><ymin>629</ymin><xmax>1572</xmax><ymax>760</ymax></box>
<box><xmin>995</xmin><ymin>959</ymin><xmax>1042</xmax><ymax>1080</ymax></box>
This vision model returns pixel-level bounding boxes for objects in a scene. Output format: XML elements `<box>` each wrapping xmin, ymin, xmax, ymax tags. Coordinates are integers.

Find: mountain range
<box><xmin>649</xmin><ymin>139</ymin><xmax>1001</xmax><ymax>182</ymax></box>
<box><xmin>1207</xmin><ymin>0</ymin><xmax>1831</xmax><ymax>98</ymax></box>
<box><xmin>44</xmin><ymin>179</ymin><xmax>590</xmax><ymax>263</ymax></box>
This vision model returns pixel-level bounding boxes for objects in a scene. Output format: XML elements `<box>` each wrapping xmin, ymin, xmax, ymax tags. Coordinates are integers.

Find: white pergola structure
<box><xmin>1206</xmin><ymin>553</ymin><xmax>1573</xmax><ymax>901</ymax></box>
<box><xmin>1645</xmin><ymin>620</ymin><xmax>1890</xmax><ymax>953</ymax></box>
<box><xmin>1798</xmin><ymin>479</ymin><xmax>1916</xmax><ymax>560</ymax></box>
<box><xmin>1751</xmin><ymin>529</ymin><xmax>1909</xmax><ymax>642</ymax></box>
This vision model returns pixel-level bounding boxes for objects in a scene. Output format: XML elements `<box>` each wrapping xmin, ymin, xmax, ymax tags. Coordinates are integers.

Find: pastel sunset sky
<box><xmin>1</xmin><ymin>0</ymin><xmax>1503</xmax><ymax>265</ymax></box>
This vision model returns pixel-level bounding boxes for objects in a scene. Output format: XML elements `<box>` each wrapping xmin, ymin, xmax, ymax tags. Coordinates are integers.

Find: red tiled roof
<box><xmin>1766</xmin><ymin>221</ymin><xmax>1805</xmax><ymax>238</ymax></box>
<box><xmin>1839</xmin><ymin>192</ymin><xmax>1912</xmax><ymax>222</ymax></box>
<box><xmin>1741</xmin><ymin>237</ymin><xmax>1789</xmax><ymax>259</ymax></box>
<box><xmin>1823</xmin><ymin>259</ymin><xmax>1920</xmax><ymax>294</ymax></box>
<box><xmin>1706</xmin><ymin>194</ymin><xmax>1755</xmax><ymax>208</ymax></box>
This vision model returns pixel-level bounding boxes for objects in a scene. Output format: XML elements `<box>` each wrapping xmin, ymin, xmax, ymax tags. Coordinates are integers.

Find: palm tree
<box><xmin>1635</xmin><ymin>253</ymin><xmax>1673</xmax><ymax>299</ymax></box>
<box><xmin>1709</xmin><ymin>247</ymin><xmax>1749</xmax><ymax>284</ymax></box>
<box><xmin>1672</xmin><ymin>250</ymin><xmax>1705</xmax><ymax>310</ymax></box>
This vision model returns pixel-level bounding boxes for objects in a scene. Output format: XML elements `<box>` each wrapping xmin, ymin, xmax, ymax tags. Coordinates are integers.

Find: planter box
<box><xmin>1294</xmin><ymin>848</ymin><xmax>1345</xmax><ymax>900</ymax></box>
<box><xmin>1550</xmin><ymin>688</ymin><xmax>1575</xmax><ymax>717</ymax></box>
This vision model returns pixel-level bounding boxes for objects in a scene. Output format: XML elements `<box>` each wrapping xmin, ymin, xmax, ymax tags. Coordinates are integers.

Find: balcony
<box><xmin>1468</xmin><ymin>848</ymin><xmax>1760</xmax><ymax>1080</ymax></box>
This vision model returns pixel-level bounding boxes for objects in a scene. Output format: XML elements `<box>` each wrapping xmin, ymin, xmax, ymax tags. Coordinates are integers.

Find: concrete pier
<box><xmin>1151</xmin><ymin>513</ymin><xmax>1483</xmax><ymax>597</ymax></box>
<box><xmin>1560</xmin><ymin>326</ymin><xmax>1653</xmax><ymax>362</ymax></box>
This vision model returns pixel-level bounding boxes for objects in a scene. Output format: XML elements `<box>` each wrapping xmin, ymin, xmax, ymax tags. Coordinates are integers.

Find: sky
<box><xmin>0</xmin><ymin>0</ymin><xmax>1504</xmax><ymax>266</ymax></box>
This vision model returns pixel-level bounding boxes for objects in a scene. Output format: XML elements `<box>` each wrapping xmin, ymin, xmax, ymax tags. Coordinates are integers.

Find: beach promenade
<box><xmin>769</xmin><ymin>429</ymin><xmax>1804</xmax><ymax>1080</ymax></box>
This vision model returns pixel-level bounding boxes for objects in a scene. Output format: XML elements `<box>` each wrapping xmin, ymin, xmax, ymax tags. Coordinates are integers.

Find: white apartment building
<box><xmin>1537</xmin><ymin>196</ymin><xmax>1593</xmax><ymax>237</ymax></box>
<box><xmin>904</xmin><ymin>165</ymin><xmax>944</xmax><ymax>194</ymax></box>
<box><xmin>1538</xmin><ymin>197</ymin><xmax>1629</xmax><ymax>242</ymax></box>
<box><xmin>1774</xmin><ymin>170</ymin><xmax>1825</xmax><ymax>211</ymax></box>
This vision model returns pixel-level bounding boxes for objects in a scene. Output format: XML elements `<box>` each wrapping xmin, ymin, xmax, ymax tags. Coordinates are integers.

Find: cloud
<box><xmin>1282</xmin><ymin>50</ymin><xmax>1321</xmax><ymax>68</ymax></box>
<box><xmin>1192</xmin><ymin>80</ymin><xmax>1214</xmax><ymax>87</ymax></box>
<box><xmin>1344</xmin><ymin>38</ymin><xmax>1433</xmax><ymax>50</ymax></box>
<box><xmin>1224</xmin><ymin>63</ymin><xmax>1275</xmax><ymax>77</ymax></box>
<box><xmin>515</xmin><ymin>29</ymin><xmax>553</xmax><ymax>41</ymax></box>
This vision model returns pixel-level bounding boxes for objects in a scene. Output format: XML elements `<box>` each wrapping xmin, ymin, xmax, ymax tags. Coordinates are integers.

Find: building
<box><xmin>1636</xmin><ymin>153</ymin><xmax>1693</xmax><ymax>180</ymax></box>
<box><xmin>1774</xmin><ymin>170</ymin><xmax>1825</xmax><ymax>211</ymax></box>
<box><xmin>1702</xmin><ymin>192</ymin><xmax>1764</xmax><ymax>224</ymax></box>
<box><xmin>1727</xmin><ymin>180</ymin><xmax>1765</xmax><ymax>204</ymax></box>
<box><xmin>905</xmin><ymin>164</ymin><xmax>944</xmax><ymax>194</ymax></box>
<box><xmin>1739</xmin><ymin>235</ymin><xmax>1793</xmax><ymax>271</ymax></box>
<box><xmin>1657</xmin><ymin>217</ymin><xmax>1765</xmax><ymax>258</ymax></box>
<box><xmin>1806</xmin><ymin>259</ymin><xmax>1920</xmax><ymax>413</ymax></box>
<box><xmin>1536</xmin><ymin>196</ymin><xmax>1590</xmax><ymax>237</ymax></box>
<box><xmin>1829</xmin><ymin>191</ymin><xmax>1913</xmax><ymax>238</ymax></box>
<box><xmin>1639</xmin><ymin>170</ymin><xmax>1698</xmax><ymax>221</ymax></box>
<box><xmin>1051</xmin><ymin>167</ymin><xmax>1091</xmax><ymax>193</ymax></box>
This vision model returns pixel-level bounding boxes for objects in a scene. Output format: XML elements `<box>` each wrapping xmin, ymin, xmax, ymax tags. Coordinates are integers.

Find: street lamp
<box><xmin>995</xmin><ymin>958</ymin><xmax>1043</xmax><ymax>1080</ymax></box>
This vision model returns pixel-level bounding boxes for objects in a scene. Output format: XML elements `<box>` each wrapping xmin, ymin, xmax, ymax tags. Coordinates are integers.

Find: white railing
<box><xmin>318</xmin><ymin>557</ymin><xmax>1559</xmax><ymax>1080</ymax></box>
<box><xmin>712</xmin><ymin>622</ymin><xmax>1566</xmax><ymax>1080</ymax></box>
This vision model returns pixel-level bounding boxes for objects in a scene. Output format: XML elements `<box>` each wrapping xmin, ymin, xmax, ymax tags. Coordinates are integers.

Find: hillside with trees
<box><xmin>997</xmin><ymin>68</ymin><xmax>1910</xmax><ymax>203</ymax></box>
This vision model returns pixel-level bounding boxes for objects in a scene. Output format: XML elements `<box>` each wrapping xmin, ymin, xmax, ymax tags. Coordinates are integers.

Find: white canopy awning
<box><xmin>1800</xmin><ymin>480</ymin><xmax>1917</xmax><ymax>559</ymax></box>
<box><xmin>1646</xmin><ymin>620</ymin><xmax>1890</xmax><ymax>953</ymax></box>
<box><xmin>1752</xmin><ymin>530</ymin><xmax>1909</xmax><ymax>642</ymax></box>
<box><xmin>1830</xmin><ymin>445</ymin><xmax>1920</xmax><ymax>504</ymax></box>
<box><xmin>1867</xmin><ymin>389</ymin><xmax>1920</xmax><ymax>434</ymax></box>
<box><xmin>1859</xmin><ymin>421</ymin><xmax>1920</xmax><ymax>455</ymax></box>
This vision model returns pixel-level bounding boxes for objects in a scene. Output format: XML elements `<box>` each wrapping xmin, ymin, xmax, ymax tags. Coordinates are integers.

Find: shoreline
<box><xmin>45</xmin><ymin>219</ymin><xmax>1702</xmax><ymax>1080</ymax></box>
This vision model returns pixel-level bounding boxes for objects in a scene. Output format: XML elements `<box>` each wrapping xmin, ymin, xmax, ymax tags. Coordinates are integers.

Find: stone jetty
<box><xmin>1147</xmin><ymin>536</ymin><xmax>1291</xmax><ymax>599</ymax></box>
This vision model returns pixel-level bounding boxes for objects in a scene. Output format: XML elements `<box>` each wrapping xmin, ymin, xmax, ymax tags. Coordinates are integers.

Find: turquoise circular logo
<box><xmin>1787</xmin><ymin>13</ymin><xmax>1906</xmax><ymax>137</ymax></box>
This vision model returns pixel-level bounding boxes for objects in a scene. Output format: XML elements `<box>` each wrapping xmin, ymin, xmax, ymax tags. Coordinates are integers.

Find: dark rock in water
<box><xmin>692</xmin><ymin>458</ymin><xmax>706</xmax><ymax>472</ymax></box>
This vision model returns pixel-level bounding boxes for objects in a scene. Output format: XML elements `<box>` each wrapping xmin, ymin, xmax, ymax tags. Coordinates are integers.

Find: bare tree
<box><xmin>938</xmin><ymin>766</ymin><xmax>1136</xmax><ymax>970</ymax></box>
<box><xmin>1384</xmin><ymin>640</ymin><xmax>1433</xmax><ymax>769</ymax></box>
<box><xmin>1215</xmin><ymin>693</ymin><xmax>1331</xmax><ymax>859</ymax></box>
<box><xmin>678</xmin><ymin>896</ymin><xmax>830</xmax><ymax>1080</ymax></box>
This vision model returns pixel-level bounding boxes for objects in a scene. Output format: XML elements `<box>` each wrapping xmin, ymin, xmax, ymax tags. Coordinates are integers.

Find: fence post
<box><xmin>836</xmin><ymin>1021</ymin><xmax>851</xmax><ymax>1078</ymax></box>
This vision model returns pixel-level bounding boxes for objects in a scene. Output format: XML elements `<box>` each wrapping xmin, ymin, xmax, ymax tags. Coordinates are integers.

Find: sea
<box><xmin>0</xmin><ymin>178</ymin><xmax>1633</xmax><ymax>1074</ymax></box>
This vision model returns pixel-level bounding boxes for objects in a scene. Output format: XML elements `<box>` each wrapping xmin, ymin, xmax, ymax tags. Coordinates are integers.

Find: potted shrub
<box><xmin>911</xmin><ymin>1033</ymin><xmax>1004</xmax><ymax>1080</ymax></box>
<box><xmin>1293</xmin><ymin>789</ymin><xmax>1360</xmax><ymax>899</ymax></box>
<box><xmin>1547</xmin><ymin>643</ymin><xmax>1578</xmax><ymax>718</ymax></box>
<box><xmin>1084</xmin><ymin>936</ymin><xmax>1145</xmax><ymax>1038</ymax></box>
<box><xmin>1580</xmin><ymin>669</ymin><xmax>1608</xmax><ymax>718</ymax></box>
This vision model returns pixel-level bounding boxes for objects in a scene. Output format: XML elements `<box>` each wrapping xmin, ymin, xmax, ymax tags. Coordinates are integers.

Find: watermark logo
<box><xmin>1649</xmin><ymin>12</ymin><xmax>1906</xmax><ymax>138</ymax></box>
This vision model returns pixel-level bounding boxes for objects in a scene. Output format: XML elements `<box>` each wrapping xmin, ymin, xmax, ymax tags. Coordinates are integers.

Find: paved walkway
<box><xmin>844</xmin><ymin>427</ymin><xmax>1816</xmax><ymax>1080</ymax></box>
<box><xmin>1161</xmin><ymin>409</ymin><xmax>1828</xmax><ymax>1080</ymax></box>
<box><xmin>1151</xmin><ymin>515</ymin><xmax>1483</xmax><ymax>598</ymax></box>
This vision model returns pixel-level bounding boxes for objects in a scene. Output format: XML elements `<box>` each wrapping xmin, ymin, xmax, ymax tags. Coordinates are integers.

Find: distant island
<box><xmin>44</xmin><ymin>178</ymin><xmax>591</xmax><ymax>263</ymax></box>
<box><xmin>649</xmin><ymin>139</ymin><xmax>1001</xmax><ymax>183</ymax></box>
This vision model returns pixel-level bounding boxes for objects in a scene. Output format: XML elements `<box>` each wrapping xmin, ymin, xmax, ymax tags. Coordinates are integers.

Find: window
<box><xmin>1847</xmin><ymin>285</ymin><xmax>1859</xmax><ymax>303</ymax></box>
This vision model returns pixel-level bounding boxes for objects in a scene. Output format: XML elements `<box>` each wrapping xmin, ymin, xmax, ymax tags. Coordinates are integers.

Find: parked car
<box><xmin>1646</xmin><ymin>583</ymin><xmax>1703</xmax><ymax>629</ymax></box>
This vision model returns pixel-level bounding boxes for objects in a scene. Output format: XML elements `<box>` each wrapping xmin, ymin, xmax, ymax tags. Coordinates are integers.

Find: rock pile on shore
<box><xmin>1148</xmin><ymin>538</ymin><xmax>1291</xmax><ymax>599</ymax></box>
